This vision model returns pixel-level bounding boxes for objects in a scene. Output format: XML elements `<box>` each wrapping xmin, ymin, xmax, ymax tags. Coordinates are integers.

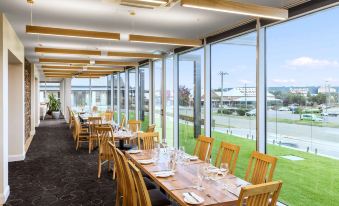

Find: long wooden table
<box><xmin>126</xmin><ymin>149</ymin><xmax>249</xmax><ymax>206</ymax></box>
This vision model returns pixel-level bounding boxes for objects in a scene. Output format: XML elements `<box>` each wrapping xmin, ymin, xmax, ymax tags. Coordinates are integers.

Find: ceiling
<box><xmin>0</xmin><ymin>0</ymin><xmax>304</xmax><ymax>80</ymax></box>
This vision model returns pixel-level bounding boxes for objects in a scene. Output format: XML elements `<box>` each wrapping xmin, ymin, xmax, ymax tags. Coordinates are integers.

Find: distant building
<box><xmin>318</xmin><ymin>86</ymin><xmax>336</xmax><ymax>94</ymax></box>
<box><xmin>289</xmin><ymin>88</ymin><xmax>309</xmax><ymax>96</ymax></box>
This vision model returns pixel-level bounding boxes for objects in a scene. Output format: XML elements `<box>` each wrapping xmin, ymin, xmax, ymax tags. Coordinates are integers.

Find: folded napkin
<box><xmin>127</xmin><ymin>150</ymin><xmax>141</xmax><ymax>154</ymax></box>
<box><xmin>183</xmin><ymin>192</ymin><xmax>204</xmax><ymax>204</ymax></box>
<box><xmin>154</xmin><ymin>171</ymin><xmax>175</xmax><ymax>177</ymax></box>
<box><xmin>138</xmin><ymin>159</ymin><xmax>154</xmax><ymax>164</ymax></box>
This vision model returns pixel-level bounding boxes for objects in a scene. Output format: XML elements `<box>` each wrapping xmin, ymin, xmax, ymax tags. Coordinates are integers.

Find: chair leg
<box><xmin>98</xmin><ymin>158</ymin><xmax>102</xmax><ymax>178</ymax></box>
<box><xmin>112</xmin><ymin>164</ymin><xmax>116</xmax><ymax>180</ymax></box>
<box><xmin>115</xmin><ymin>190</ymin><xmax>121</xmax><ymax>206</ymax></box>
<box><xmin>89</xmin><ymin>139</ymin><xmax>92</xmax><ymax>154</ymax></box>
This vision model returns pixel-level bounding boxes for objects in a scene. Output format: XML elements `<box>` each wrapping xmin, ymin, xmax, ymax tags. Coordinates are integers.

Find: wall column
<box><xmin>63</xmin><ymin>78</ymin><xmax>72</xmax><ymax>123</ymax></box>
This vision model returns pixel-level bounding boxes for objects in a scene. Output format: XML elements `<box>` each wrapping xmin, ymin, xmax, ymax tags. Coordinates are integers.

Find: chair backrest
<box><xmin>115</xmin><ymin>148</ymin><xmax>137</xmax><ymax>206</ymax></box>
<box><xmin>193</xmin><ymin>135</ymin><xmax>214</xmax><ymax>161</ymax></box>
<box><xmin>97</xmin><ymin>126</ymin><xmax>115</xmax><ymax>160</ymax></box>
<box><xmin>109</xmin><ymin>142</ymin><xmax>124</xmax><ymax>198</ymax></box>
<box><xmin>73</xmin><ymin>116</ymin><xmax>81</xmax><ymax>136</ymax></box>
<box><xmin>128</xmin><ymin>160</ymin><xmax>152</xmax><ymax>206</ymax></box>
<box><xmin>67</xmin><ymin>106</ymin><xmax>72</xmax><ymax>123</ymax></box>
<box><xmin>104</xmin><ymin>112</ymin><xmax>114</xmax><ymax>122</ymax></box>
<box><xmin>128</xmin><ymin>120</ymin><xmax>142</xmax><ymax>133</ymax></box>
<box><xmin>146</xmin><ymin>124</ymin><xmax>156</xmax><ymax>133</ymax></box>
<box><xmin>214</xmin><ymin>141</ymin><xmax>240</xmax><ymax>174</ymax></box>
<box><xmin>237</xmin><ymin>181</ymin><xmax>283</xmax><ymax>206</ymax></box>
<box><xmin>92</xmin><ymin>106</ymin><xmax>98</xmax><ymax>113</ymax></box>
<box><xmin>137</xmin><ymin>132</ymin><xmax>159</xmax><ymax>150</ymax></box>
<box><xmin>120</xmin><ymin>115</ymin><xmax>126</xmax><ymax>128</ymax></box>
<box><xmin>245</xmin><ymin>151</ymin><xmax>277</xmax><ymax>185</ymax></box>
<box><xmin>88</xmin><ymin>117</ymin><xmax>102</xmax><ymax>136</ymax></box>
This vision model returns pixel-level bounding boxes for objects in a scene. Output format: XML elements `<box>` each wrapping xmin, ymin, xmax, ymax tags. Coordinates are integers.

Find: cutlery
<box><xmin>188</xmin><ymin>192</ymin><xmax>200</xmax><ymax>203</ymax></box>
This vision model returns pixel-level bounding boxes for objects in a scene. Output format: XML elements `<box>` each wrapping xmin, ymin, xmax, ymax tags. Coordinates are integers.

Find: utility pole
<box><xmin>219</xmin><ymin>71</ymin><xmax>229</xmax><ymax>108</ymax></box>
<box><xmin>245</xmin><ymin>83</ymin><xmax>248</xmax><ymax>109</ymax></box>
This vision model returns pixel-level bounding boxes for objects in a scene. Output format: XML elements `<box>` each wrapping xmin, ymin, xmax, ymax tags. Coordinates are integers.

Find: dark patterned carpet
<box><xmin>5</xmin><ymin>118</ymin><xmax>116</xmax><ymax>206</ymax></box>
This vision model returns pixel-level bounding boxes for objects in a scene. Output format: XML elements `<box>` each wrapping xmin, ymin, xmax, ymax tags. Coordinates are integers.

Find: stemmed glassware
<box><xmin>196</xmin><ymin>165</ymin><xmax>205</xmax><ymax>191</ymax></box>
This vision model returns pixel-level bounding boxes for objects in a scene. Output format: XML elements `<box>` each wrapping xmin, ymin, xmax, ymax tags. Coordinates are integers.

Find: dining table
<box><xmin>126</xmin><ymin>148</ymin><xmax>250</xmax><ymax>206</ymax></box>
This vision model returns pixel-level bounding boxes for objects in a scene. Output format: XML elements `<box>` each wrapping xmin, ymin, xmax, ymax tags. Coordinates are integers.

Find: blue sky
<box><xmin>179</xmin><ymin>5</ymin><xmax>339</xmax><ymax>90</ymax></box>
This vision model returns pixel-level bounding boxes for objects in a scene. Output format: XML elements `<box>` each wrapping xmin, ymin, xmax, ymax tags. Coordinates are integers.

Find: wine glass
<box><xmin>220</xmin><ymin>163</ymin><xmax>229</xmax><ymax>177</ymax></box>
<box><xmin>196</xmin><ymin>165</ymin><xmax>205</xmax><ymax>191</ymax></box>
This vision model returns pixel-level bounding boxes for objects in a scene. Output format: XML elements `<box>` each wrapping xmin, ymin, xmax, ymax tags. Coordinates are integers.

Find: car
<box><xmin>278</xmin><ymin>107</ymin><xmax>289</xmax><ymax>111</ymax></box>
<box><xmin>245</xmin><ymin>109</ymin><xmax>256</xmax><ymax>116</ymax></box>
<box><xmin>300</xmin><ymin>114</ymin><xmax>323</xmax><ymax>122</ymax></box>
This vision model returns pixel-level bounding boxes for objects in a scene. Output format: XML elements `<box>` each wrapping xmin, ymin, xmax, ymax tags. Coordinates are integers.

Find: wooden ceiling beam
<box><xmin>129</xmin><ymin>34</ymin><xmax>202</xmax><ymax>47</ymax></box>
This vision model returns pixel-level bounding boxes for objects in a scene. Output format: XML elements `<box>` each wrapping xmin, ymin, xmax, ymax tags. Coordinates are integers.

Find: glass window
<box><xmin>39</xmin><ymin>82</ymin><xmax>60</xmax><ymax>103</ymax></box>
<box><xmin>165</xmin><ymin>57</ymin><xmax>174</xmax><ymax>147</ymax></box>
<box><xmin>139</xmin><ymin>64</ymin><xmax>150</xmax><ymax>131</ymax></box>
<box><xmin>91</xmin><ymin>76</ymin><xmax>111</xmax><ymax>112</ymax></box>
<box><xmin>211</xmin><ymin>32</ymin><xmax>257</xmax><ymax>174</ymax></box>
<box><xmin>71</xmin><ymin>78</ymin><xmax>90</xmax><ymax>112</ymax></box>
<box><xmin>129</xmin><ymin>69</ymin><xmax>136</xmax><ymax>120</ymax></box>
<box><xmin>113</xmin><ymin>74</ymin><xmax>119</xmax><ymax>122</ymax></box>
<box><xmin>120</xmin><ymin>73</ymin><xmax>126</xmax><ymax>122</ymax></box>
<box><xmin>178</xmin><ymin>48</ymin><xmax>205</xmax><ymax>155</ymax></box>
<box><xmin>266</xmin><ymin>6</ymin><xmax>339</xmax><ymax>205</ymax></box>
<box><xmin>154</xmin><ymin>60</ymin><xmax>163</xmax><ymax>140</ymax></box>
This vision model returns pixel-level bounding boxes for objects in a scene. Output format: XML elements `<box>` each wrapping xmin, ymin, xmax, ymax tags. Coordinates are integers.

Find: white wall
<box><xmin>0</xmin><ymin>13</ymin><xmax>25</xmax><ymax>204</ymax></box>
<box><xmin>63</xmin><ymin>78</ymin><xmax>72</xmax><ymax>123</ymax></box>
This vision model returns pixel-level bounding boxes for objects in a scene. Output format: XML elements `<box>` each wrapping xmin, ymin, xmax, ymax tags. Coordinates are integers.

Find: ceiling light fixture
<box><xmin>181</xmin><ymin>0</ymin><xmax>288</xmax><ymax>20</ymax></box>
<box><xmin>129</xmin><ymin>34</ymin><xmax>202</xmax><ymax>47</ymax></box>
<box><xmin>26</xmin><ymin>25</ymin><xmax>120</xmax><ymax>40</ymax></box>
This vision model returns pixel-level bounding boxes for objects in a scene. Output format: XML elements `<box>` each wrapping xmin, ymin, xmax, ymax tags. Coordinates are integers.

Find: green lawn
<box><xmin>268</xmin><ymin>117</ymin><xmax>339</xmax><ymax>128</ymax></box>
<box><xmin>179</xmin><ymin>124</ymin><xmax>339</xmax><ymax>206</ymax></box>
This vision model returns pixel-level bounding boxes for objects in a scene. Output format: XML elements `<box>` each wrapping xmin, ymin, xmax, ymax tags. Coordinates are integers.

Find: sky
<box><xmin>71</xmin><ymin>5</ymin><xmax>339</xmax><ymax>92</ymax></box>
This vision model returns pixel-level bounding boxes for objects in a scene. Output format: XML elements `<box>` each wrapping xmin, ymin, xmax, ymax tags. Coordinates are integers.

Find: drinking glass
<box><xmin>196</xmin><ymin>165</ymin><xmax>205</xmax><ymax>191</ymax></box>
<box><xmin>220</xmin><ymin>163</ymin><xmax>229</xmax><ymax>177</ymax></box>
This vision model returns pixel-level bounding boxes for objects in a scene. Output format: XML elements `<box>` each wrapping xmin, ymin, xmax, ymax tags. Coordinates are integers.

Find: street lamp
<box><xmin>219</xmin><ymin>71</ymin><xmax>229</xmax><ymax>108</ymax></box>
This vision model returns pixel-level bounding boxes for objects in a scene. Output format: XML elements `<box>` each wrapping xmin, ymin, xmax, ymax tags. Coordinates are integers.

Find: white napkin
<box><xmin>183</xmin><ymin>192</ymin><xmax>204</xmax><ymax>204</ymax></box>
<box><xmin>154</xmin><ymin>171</ymin><xmax>174</xmax><ymax>177</ymax></box>
<box><xmin>138</xmin><ymin>159</ymin><xmax>154</xmax><ymax>164</ymax></box>
<box><xmin>127</xmin><ymin>150</ymin><xmax>141</xmax><ymax>154</ymax></box>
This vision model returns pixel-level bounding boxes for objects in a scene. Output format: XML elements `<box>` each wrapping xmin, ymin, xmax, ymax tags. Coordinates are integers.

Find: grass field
<box><xmin>178</xmin><ymin>123</ymin><xmax>339</xmax><ymax>206</ymax></box>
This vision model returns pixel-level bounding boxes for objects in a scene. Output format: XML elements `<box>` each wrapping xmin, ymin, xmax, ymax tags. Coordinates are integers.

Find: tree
<box><xmin>179</xmin><ymin>86</ymin><xmax>191</xmax><ymax>106</ymax></box>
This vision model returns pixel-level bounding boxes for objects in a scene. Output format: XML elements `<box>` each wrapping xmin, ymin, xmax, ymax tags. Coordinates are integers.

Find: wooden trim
<box><xmin>36</xmin><ymin>47</ymin><xmax>101</xmax><ymax>56</ymax></box>
<box><xmin>95</xmin><ymin>60</ymin><xmax>139</xmax><ymax>67</ymax></box>
<box><xmin>39</xmin><ymin>58</ymin><xmax>90</xmax><ymax>64</ymax></box>
<box><xmin>41</xmin><ymin>65</ymin><xmax>124</xmax><ymax>71</ymax></box>
<box><xmin>129</xmin><ymin>34</ymin><xmax>202</xmax><ymax>47</ymax></box>
<box><xmin>26</xmin><ymin>25</ymin><xmax>120</xmax><ymax>40</ymax></box>
<box><xmin>181</xmin><ymin>0</ymin><xmax>288</xmax><ymax>20</ymax></box>
<box><xmin>108</xmin><ymin>51</ymin><xmax>162</xmax><ymax>59</ymax></box>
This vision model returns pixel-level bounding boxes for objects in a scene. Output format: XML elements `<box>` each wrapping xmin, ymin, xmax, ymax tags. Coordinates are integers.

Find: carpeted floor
<box><xmin>5</xmin><ymin>118</ymin><xmax>116</xmax><ymax>206</ymax></box>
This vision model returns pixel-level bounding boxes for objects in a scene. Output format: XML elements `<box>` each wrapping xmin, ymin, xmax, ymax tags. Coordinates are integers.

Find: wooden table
<box><xmin>126</xmin><ymin>149</ymin><xmax>249</xmax><ymax>206</ymax></box>
<box><xmin>113</xmin><ymin>131</ymin><xmax>137</xmax><ymax>150</ymax></box>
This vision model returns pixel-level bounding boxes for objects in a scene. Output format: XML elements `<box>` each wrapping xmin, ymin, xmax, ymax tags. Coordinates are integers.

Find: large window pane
<box><xmin>71</xmin><ymin>78</ymin><xmax>90</xmax><ymax>112</ymax></box>
<box><xmin>91</xmin><ymin>76</ymin><xmax>111</xmax><ymax>113</ymax></box>
<box><xmin>178</xmin><ymin>48</ymin><xmax>205</xmax><ymax>154</ymax></box>
<box><xmin>154</xmin><ymin>60</ymin><xmax>163</xmax><ymax>140</ymax></box>
<box><xmin>266</xmin><ymin>7</ymin><xmax>339</xmax><ymax>205</ymax></box>
<box><xmin>211</xmin><ymin>33</ymin><xmax>256</xmax><ymax>175</ymax></box>
<box><xmin>128</xmin><ymin>69</ymin><xmax>136</xmax><ymax>120</ymax></box>
<box><xmin>39</xmin><ymin>82</ymin><xmax>60</xmax><ymax>103</ymax></box>
<box><xmin>166</xmin><ymin>57</ymin><xmax>174</xmax><ymax>147</ymax></box>
<box><xmin>139</xmin><ymin>64</ymin><xmax>150</xmax><ymax>131</ymax></box>
<box><xmin>120</xmin><ymin>73</ymin><xmax>126</xmax><ymax>122</ymax></box>
<box><xmin>113</xmin><ymin>74</ymin><xmax>119</xmax><ymax>122</ymax></box>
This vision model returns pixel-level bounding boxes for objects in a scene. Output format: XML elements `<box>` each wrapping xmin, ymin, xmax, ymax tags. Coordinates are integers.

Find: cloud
<box><xmin>324</xmin><ymin>77</ymin><xmax>339</xmax><ymax>83</ymax></box>
<box><xmin>272</xmin><ymin>79</ymin><xmax>296</xmax><ymax>84</ymax></box>
<box><xmin>286</xmin><ymin>56</ymin><xmax>339</xmax><ymax>69</ymax></box>
<box><xmin>240</xmin><ymin>79</ymin><xmax>252</xmax><ymax>84</ymax></box>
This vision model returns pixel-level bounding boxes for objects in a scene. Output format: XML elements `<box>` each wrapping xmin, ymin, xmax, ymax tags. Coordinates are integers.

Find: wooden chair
<box><xmin>137</xmin><ymin>132</ymin><xmax>160</xmax><ymax>150</ymax></box>
<box><xmin>74</xmin><ymin>117</ymin><xmax>90</xmax><ymax>151</ymax></box>
<box><xmin>67</xmin><ymin>106</ymin><xmax>74</xmax><ymax>129</ymax></box>
<box><xmin>214</xmin><ymin>141</ymin><xmax>240</xmax><ymax>174</ymax></box>
<box><xmin>120</xmin><ymin>115</ymin><xmax>126</xmax><ymax>128</ymax></box>
<box><xmin>146</xmin><ymin>124</ymin><xmax>156</xmax><ymax>132</ymax></box>
<box><xmin>245</xmin><ymin>151</ymin><xmax>278</xmax><ymax>185</ymax></box>
<box><xmin>128</xmin><ymin>160</ymin><xmax>171</xmax><ymax>206</ymax></box>
<box><xmin>237</xmin><ymin>181</ymin><xmax>283</xmax><ymax>206</ymax></box>
<box><xmin>128</xmin><ymin>120</ymin><xmax>142</xmax><ymax>132</ymax></box>
<box><xmin>115</xmin><ymin>147</ymin><xmax>137</xmax><ymax>206</ymax></box>
<box><xmin>92</xmin><ymin>105</ymin><xmax>98</xmax><ymax>113</ymax></box>
<box><xmin>104</xmin><ymin>111</ymin><xmax>114</xmax><ymax>123</ymax></box>
<box><xmin>193</xmin><ymin>135</ymin><xmax>214</xmax><ymax>161</ymax></box>
<box><xmin>109</xmin><ymin>142</ymin><xmax>124</xmax><ymax>205</ymax></box>
<box><xmin>88</xmin><ymin>117</ymin><xmax>102</xmax><ymax>154</ymax></box>
<box><xmin>97</xmin><ymin>126</ymin><xmax>115</xmax><ymax>178</ymax></box>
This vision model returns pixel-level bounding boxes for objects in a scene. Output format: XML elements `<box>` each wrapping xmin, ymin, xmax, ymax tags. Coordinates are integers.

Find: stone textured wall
<box><xmin>24</xmin><ymin>59</ymin><xmax>32</xmax><ymax>141</ymax></box>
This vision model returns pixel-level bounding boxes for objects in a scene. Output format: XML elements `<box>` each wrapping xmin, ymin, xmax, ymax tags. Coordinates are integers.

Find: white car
<box><xmin>245</xmin><ymin>109</ymin><xmax>256</xmax><ymax>116</ymax></box>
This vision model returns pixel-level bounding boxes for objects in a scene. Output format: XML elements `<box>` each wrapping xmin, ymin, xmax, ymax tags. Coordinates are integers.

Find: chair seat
<box><xmin>148</xmin><ymin>189</ymin><xmax>171</xmax><ymax>206</ymax></box>
<box><xmin>144</xmin><ymin>177</ymin><xmax>156</xmax><ymax>190</ymax></box>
